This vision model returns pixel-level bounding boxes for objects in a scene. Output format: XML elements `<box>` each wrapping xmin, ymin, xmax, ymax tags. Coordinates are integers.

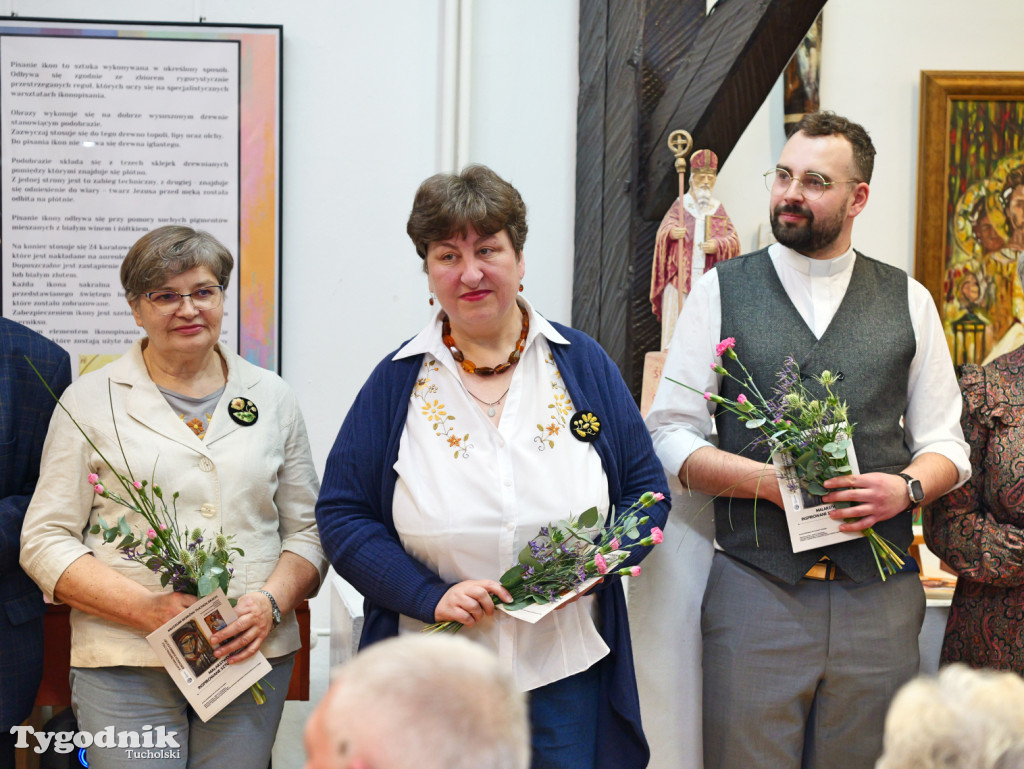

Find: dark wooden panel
<box><xmin>642</xmin><ymin>0</ymin><xmax>828</xmax><ymax>219</ymax></box>
<box><xmin>574</xmin><ymin>0</ymin><xmax>826</xmax><ymax>398</ymax></box>
<box><xmin>572</xmin><ymin>0</ymin><xmax>609</xmax><ymax>337</ymax></box>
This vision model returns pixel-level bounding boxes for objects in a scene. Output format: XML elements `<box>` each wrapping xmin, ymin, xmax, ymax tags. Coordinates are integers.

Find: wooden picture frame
<box><xmin>914</xmin><ymin>71</ymin><xmax>1024</xmax><ymax>367</ymax></box>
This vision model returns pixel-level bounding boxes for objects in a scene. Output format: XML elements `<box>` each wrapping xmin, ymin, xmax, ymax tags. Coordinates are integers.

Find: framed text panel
<box><xmin>0</xmin><ymin>18</ymin><xmax>282</xmax><ymax>373</ymax></box>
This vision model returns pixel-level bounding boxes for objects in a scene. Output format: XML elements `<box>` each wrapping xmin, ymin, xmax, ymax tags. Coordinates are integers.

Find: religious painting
<box><xmin>915</xmin><ymin>71</ymin><xmax>1024</xmax><ymax>368</ymax></box>
<box><xmin>783</xmin><ymin>11</ymin><xmax>822</xmax><ymax>137</ymax></box>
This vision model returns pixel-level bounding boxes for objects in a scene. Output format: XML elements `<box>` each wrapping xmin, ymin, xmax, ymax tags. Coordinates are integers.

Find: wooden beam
<box><xmin>574</xmin><ymin>0</ymin><xmax>826</xmax><ymax>398</ymax></box>
<box><xmin>642</xmin><ymin>0</ymin><xmax>828</xmax><ymax>219</ymax></box>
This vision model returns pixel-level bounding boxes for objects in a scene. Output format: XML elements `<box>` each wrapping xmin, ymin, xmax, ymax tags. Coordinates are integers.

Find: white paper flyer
<box><xmin>146</xmin><ymin>588</ymin><xmax>271</xmax><ymax>722</ymax></box>
<box><xmin>772</xmin><ymin>431</ymin><xmax>862</xmax><ymax>553</ymax></box>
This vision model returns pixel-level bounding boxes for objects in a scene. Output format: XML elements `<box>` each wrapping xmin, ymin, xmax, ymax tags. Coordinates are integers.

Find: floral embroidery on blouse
<box><xmin>535</xmin><ymin>352</ymin><xmax>575</xmax><ymax>451</ymax></box>
<box><xmin>412</xmin><ymin>358</ymin><xmax>473</xmax><ymax>459</ymax></box>
<box><xmin>180</xmin><ymin>413</ymin><xmax>213</xmax><ymax>440</ymax></box>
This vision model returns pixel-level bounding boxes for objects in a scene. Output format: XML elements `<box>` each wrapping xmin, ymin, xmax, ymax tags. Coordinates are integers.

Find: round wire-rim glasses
<box><xmin>144</xmin><ymin>285</ymin><xmax>225</xmax><ymax>315</ymax></box>
<box><xmin>763</xmin><ymin>168</ymin><xmax>860</xmax><ymax>201</ymax></box>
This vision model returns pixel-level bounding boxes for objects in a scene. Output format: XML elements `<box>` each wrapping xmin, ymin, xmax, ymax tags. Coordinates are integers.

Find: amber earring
<box><xmin>518</xmin><ymin>284</ymin><xmax>524</xmax><ymax>293</ymax></box>
<box><xmin>429</xmin><ymin>293</ymin><xmax>435</xmax><ymax>306</ymax></box>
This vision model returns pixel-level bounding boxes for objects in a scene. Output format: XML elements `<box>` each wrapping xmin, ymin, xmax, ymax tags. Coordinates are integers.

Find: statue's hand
<box><xmin>670</xmin><ymin>227</ymin><xmax>687</xmax><ymax>240</ymax></box>
<box><xmin>700</xmin><ymin>240</ymin><xmax>718</xmax><ymax>254</ymax></box>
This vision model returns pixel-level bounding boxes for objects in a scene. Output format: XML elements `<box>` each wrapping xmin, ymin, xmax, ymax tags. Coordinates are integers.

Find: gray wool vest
<box><xmin>713</xmin><ymin>248</ymin><xmax>916</xmax><ymax>584</ymax></box>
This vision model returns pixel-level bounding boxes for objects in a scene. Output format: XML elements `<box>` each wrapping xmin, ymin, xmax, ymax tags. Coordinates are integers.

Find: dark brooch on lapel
<box><xmin>570</xmin><ymin>410</ymin><xmax>600</xmax><ymax>442</ymax></box>
<box><xmin>228</xmin><ymin>397</ymin><xmax>258</xmax><ymax>426</ymax></box>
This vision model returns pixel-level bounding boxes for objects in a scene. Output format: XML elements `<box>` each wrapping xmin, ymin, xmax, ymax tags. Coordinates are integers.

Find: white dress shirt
<box><xmin>646</xmin><ymin>242</ymin><xmax>971</xmax><ymax>484</ymax></box>
<box><xmin>391</xmin><ymin>298</ymin><xmax>611</xmax><ymax>692</ymax></box>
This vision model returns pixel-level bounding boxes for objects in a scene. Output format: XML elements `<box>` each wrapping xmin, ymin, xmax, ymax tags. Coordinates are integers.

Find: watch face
<box><xmin>909</xmin><ymin>479</ymin><xmax>924</xmax><ymax>503</ymax></box>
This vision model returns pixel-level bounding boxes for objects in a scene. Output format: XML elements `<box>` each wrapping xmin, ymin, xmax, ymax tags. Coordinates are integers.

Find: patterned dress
<box><xmin>924</xmin><ymin>345</ymin><xmax>1024</xmax><ymax>671</ymax></box>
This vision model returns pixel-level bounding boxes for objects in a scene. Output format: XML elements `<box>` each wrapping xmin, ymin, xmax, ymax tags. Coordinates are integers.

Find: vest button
<box><xmin>198</xmin><ymin>457</ymin><xmax>214</xmax><ymax>472</ymax></box>
<box><xmin>200</xmin><ymin>503</ymin><xmax>217</xmax><ymax>518</ymax></box>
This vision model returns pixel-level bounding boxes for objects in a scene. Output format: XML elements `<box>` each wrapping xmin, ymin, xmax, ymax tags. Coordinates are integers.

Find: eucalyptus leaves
<box><xmin>88</xmin><ymin>479</ymin><xmax>244</xmax><ymax>599</ymax></box>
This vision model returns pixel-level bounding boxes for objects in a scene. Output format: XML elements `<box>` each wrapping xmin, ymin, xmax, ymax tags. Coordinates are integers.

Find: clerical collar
<box><xmin>770</xmin><ymin>242</ymin><xmax>855</xmax><ymax>277</ymax></box>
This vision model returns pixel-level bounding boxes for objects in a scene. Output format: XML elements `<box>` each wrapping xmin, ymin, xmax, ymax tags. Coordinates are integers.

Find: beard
<box><xmin>770</xmin><ymin>202</ymin><xmax>846</xmax><ymax>254</ymax></box>
<box><xmin>692</xmin><ymin>183</ymin><xmax>715</xmax><ymax>215</ymax></box>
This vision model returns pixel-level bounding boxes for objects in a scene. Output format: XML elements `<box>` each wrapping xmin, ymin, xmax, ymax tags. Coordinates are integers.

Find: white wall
<box><xmin>715</xmin><ymin>0</ymin><xmax>1024</xmax><ymax>272</ymax></box>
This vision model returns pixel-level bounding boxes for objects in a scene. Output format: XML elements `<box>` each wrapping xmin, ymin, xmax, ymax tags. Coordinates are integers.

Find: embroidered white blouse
<box><xmin>391</xmin><ymin>297</ymin><xmax>611</xmax><ymax>692</ymax></box>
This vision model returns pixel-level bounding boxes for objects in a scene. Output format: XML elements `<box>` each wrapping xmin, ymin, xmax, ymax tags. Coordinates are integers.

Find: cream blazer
<box><xmin>20</xmin><ymin>339</ymin><xmax>328</xmax><ymax>667</ymax></box>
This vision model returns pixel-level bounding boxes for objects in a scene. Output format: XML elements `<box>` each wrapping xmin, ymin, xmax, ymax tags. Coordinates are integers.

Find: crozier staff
<box><xmin>21</xmin><ymin>226</ymin><xmax>328</xmax><ymax>769</ymax></box>
<box><xmin>315</xmin><ymin>165</ymin><xmax>669</xmax><ymax>769</ymax></box>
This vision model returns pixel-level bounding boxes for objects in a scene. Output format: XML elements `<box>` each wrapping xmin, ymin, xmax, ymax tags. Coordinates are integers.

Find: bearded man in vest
<box><xmin>646</xmin><ymin>111</ymin><xmax>970</xmax><ymax>769</ymax></box>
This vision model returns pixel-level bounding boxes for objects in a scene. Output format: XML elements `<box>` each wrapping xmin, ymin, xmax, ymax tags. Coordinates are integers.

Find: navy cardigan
<box><xmin>316</xmin><ymin>322</ymin><xmax>670</xmax><ymax>769</ymax></box>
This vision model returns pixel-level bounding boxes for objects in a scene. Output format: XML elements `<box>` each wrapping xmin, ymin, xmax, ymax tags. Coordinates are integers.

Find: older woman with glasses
<box><xmin>20</xmin><ymin>225</ymin><xmax>327</xmax><ymax>769</ymax></box>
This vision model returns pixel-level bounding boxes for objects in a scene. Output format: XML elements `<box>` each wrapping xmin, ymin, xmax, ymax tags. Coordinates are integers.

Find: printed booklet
<box><xmin>772</xmin><ymin>431</ymin><xmax>863</xmax><ymax>553</ymax></box>
<box><xmin>147</xmin><ymin>588</ymin><xmax>271</xmax><ymax>721</ymax></box>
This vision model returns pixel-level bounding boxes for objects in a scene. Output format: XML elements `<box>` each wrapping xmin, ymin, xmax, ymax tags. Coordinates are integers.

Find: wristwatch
<box><xmin>259</xmin><ymin>589</ymin><xmax>282</xmax><ymax>628</ymax></box>
<box><xmin>897</xmin><ymin>473</ymin><xmax>925</xmax><ymax>509</ymax></box>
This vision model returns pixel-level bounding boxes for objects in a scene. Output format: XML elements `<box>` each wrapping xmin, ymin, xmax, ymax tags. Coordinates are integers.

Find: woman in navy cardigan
<box><xmin>316</xmin><ymin>165</ymin><xmax>669</xmax><ymax>769</ymax></box>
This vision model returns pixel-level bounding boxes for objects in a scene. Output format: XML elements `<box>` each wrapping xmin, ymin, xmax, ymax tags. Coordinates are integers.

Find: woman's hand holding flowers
<box><xmin>823</xmin><ymin>472</ymin><xmax>910</xmax><ymax>531</ymax></box>
<box><xmin>436</xmin><ymin>580</ymin><xmax>513</xmax><ymax>627</ymax></box>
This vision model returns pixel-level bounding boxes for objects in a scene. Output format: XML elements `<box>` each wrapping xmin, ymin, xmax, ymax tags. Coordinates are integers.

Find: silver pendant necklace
<box><xmin>464</xmin><ymin>384</ymin><xmax>511</xmax><ymax>417</ymax></box>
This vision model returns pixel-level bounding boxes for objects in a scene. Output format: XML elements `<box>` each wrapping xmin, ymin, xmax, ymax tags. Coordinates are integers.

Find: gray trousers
<box><xmin>701</xmin><ymin>553</ymin><xmax>924</xmax><ymax>769</ymax></box>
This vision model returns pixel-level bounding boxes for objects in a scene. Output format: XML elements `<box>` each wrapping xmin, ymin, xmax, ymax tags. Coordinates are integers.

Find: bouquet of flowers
<box><xmin>28</xmin><ymin>359</ymin><xmax>268</xmax><ymax>703</ymax></box>
<box><xmin>425</xmin><ymin>491</ymin><xmax>665</xmax><ymax>634</ymax></box>
<box><xmin>667</xmin><ymin>338</ymin><xmax>904</xmax><ymax>580</ymax></box>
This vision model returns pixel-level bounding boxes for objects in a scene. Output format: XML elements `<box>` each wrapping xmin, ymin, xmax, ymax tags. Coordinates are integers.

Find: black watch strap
<box><xmin>897</xmin><ymin>472</ymin><xmax>925</xmax><ymax>508</ymax></box>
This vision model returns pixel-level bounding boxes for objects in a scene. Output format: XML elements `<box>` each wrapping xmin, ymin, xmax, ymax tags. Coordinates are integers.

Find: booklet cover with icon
<box><xmin>147</xmin><ymin>588</ymin><xmax>271</xmax><ymax>721</ymax></box>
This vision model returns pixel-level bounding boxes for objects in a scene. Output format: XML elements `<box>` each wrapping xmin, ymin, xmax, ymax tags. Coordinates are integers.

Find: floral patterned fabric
<box><xmin>924</xmin><ymin>344</ymin><xmax>1024</xmax><ymax>671</ymax></box>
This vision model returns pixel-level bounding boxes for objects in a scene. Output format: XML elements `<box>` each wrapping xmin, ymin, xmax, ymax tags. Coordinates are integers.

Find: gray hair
<box><xmin>120</xmin><ymin>225</ymin><xmax>234</xmax><ymax>302</ymax></box>
<box><xmin>875</xmin><ymin>664</ymin><xmax>1024</xmax><ymax>769</ymax></box>
<box><xmin>320</xmin><ymin>635</ymin><xmax>529</xmax><ymax>769</ymax></box>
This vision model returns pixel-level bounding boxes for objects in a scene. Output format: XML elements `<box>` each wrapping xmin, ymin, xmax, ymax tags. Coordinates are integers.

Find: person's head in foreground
<box><xmin>875</xmin><ymin>664</ymin><xmax>1024</xmax><ymax>769</ymax></box>
<box><xmin>303</xmin><ymin>634</ymin><xmax>530</xmax><ymax>769</ymax></box>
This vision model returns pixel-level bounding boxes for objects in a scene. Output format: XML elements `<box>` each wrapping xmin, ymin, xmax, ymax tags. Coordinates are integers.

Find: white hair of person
<box><xmin>315</xmin><ymin>634</ymin><xmax>529</xmax><ymax>769</ymax></box>
<box><xmin>875</xmin><ymin>664</ymin><xmax>1024</xmax><ymax>769</ymax></box>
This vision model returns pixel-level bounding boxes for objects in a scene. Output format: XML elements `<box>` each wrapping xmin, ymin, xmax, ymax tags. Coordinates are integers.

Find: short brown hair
<box><xmin>794</xmin><ymin>111</ymin><xmax>876</xmax><ymax>184</ymax></box>
<box><xmin>121</xmin><ymin>226</ymin><xmax>234</xmax><ymax>302</ymax></box>
<box><xmin>406</xmin><ymin>165</ymin><xmax>528</xmax><ymax>263</ymax></box>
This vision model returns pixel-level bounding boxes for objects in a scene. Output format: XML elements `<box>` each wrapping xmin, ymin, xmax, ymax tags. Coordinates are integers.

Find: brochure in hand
<box><xmin>146</xmin><ymin>588</ymin><xmax>271</xmax><ymax>721</ymax></box>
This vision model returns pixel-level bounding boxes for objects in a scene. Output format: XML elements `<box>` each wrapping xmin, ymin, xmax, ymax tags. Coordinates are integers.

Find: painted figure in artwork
<box><xmin>650</xmin><ymin>149</ymin><xmax>740</xmax><ymax>350</ymax></box>
<box><xmin>943</xmin><ymin>155</ymin><xmax>1024</xmax><ymax>366</ymax></box>
<box><xmin>1001</xmin><ymin>166</ymin><xmax>1024</xmax><ymax>251</ymax></box>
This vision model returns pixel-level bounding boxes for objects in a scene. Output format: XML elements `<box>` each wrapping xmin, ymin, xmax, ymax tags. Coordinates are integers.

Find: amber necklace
<box><xmin>441</xmin><ymin>304</ymin><xmax>529</xmax><ymax>376</ymax></box>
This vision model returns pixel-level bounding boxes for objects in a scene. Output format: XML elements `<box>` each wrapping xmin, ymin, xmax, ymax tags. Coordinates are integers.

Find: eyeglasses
<box><xmin>144</xmin><ymin>285</ymin><xmax>224</xmax><ymax>315</ymax></box>
<box><xmin>763</xmin><ymin>168</ymin><xmax>860</xmax><ymax>201</ymax></box>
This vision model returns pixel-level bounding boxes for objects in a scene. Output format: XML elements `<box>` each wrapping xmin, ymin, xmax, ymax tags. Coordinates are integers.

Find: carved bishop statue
<box><xmin>650</xmin><ymin>136</ymin><xmax>740</xmax><ymax>349</ymax></box>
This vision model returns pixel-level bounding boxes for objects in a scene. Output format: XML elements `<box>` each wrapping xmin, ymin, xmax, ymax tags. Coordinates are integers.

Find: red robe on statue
<box><xmin>650</xmin><ymin>195</ymin><xmax>740</xmax><ymax>321</ymax></box>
